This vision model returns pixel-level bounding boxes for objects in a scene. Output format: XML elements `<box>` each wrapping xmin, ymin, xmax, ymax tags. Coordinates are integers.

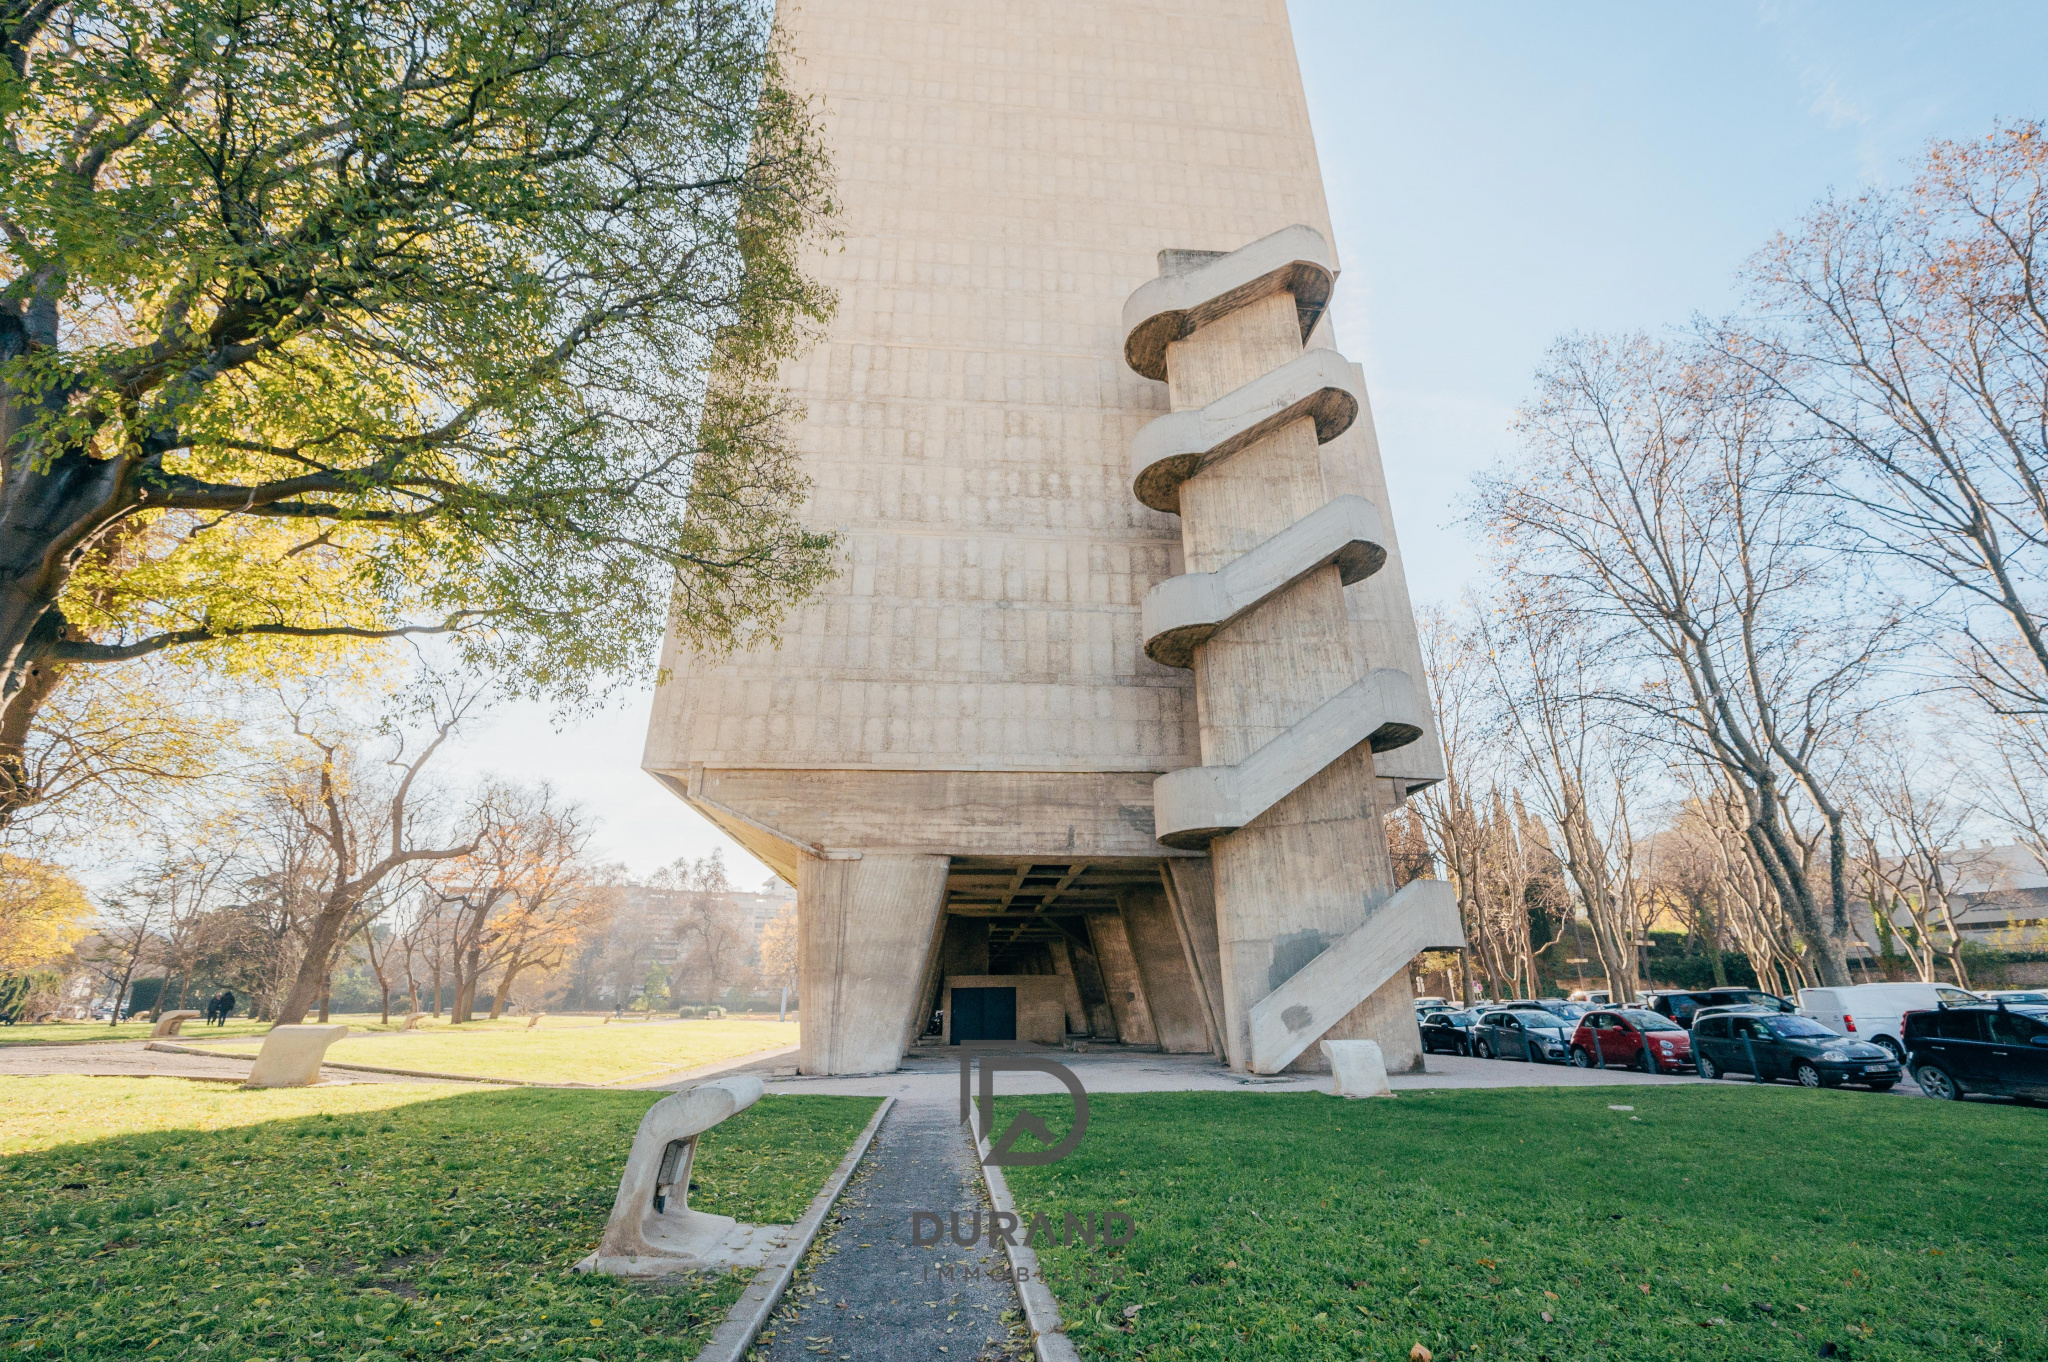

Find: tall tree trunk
<box><xmin>275</xmin><ymin>893</ymin><xmax>356</xmax><ymax>1024</ymax></box>
<box><xmin>490</xmin><ymin>961</ymin><xmax>523</xmax><ymax>1020</ymax></box>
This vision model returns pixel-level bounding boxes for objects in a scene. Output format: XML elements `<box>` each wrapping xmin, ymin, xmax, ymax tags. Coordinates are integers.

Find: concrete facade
<box><xmin>644</xmin><ymin>0</ymin><xmax>1457</xmax><ymax>1074</ymax></box>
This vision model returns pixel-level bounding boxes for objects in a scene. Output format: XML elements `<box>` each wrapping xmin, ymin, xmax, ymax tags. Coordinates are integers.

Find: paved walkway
<box><xmin>0</xmin><ymin>1039</ymin><xmax>452</xmax><ymax>1084</ymax></box>
<box><xmin>754</xmin><ymin>1098</ymin><xmax>1027</xmax><ymax>1362</ymax></box>
<box><xmin>714</xmin><ymin>1045</ymin><xmax>1722</xmax><ymax>1100</ymax></box>
<box><xmin>0</xmin><ymin>1035</ymin><xmax>1934</xmax><ymax>1101</ymax></box>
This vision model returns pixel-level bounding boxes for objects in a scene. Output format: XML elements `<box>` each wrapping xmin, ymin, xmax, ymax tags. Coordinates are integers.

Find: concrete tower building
<box><xmin>643</xmin><ymin>0</ymin><xmax>1462</xmax><ymax>1075</ymax></box>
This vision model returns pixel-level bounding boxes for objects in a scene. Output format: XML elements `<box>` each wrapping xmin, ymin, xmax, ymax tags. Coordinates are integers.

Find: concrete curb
<box><xmin>968</xmin><ymin>1108</ymin><xmax>1082</xmax><ymax>1362</ymax></box>
<box><xmin>690</xmin><ymin>1095</ymin><xmax>894</xmax><ymax>1362</ymax></box>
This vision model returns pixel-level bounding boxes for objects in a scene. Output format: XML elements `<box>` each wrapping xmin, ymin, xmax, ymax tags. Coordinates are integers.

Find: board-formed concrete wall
<box><xmin>643</xmin><ymin>0</ymin><xmax>1451</xmax><ymax>1075</ymax></box>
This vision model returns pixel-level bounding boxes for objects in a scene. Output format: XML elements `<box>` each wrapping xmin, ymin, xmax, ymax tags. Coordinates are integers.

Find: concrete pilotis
<box><xmin>796</xmin><ymin>852</ymin><xmax>949</xmax><ymax>1075</ymax></box>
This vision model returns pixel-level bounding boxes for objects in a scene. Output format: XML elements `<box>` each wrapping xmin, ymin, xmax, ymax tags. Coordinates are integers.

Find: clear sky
<box><xmin>440</xmin><ymin>1</ymin><xmax>2048</xmax><ymax>884</ymax></box>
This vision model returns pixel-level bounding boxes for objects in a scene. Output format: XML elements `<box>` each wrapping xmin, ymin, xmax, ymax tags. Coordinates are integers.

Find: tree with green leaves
<box><xmin>0</xmin><ymin>0</ymin><xmax>838</xmax><ymax>824</ymax></box>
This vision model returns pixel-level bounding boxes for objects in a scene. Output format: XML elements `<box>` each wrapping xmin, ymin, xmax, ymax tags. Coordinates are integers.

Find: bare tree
<box><xmin>1473</xmin><ymin>594</ymin><xmax>1652</xmax><ymax>1001</ymax></box>
<box><xmin>1478</xmin><ymin>334</ymin><xmax>1902</xmax><ymax>986</ymax></box>
<box><xmin>1845</xmin><ymin>733</ymin><xmax>1977</xmax><ymax>986</ymax></box>
<box><xmin>268</xmin><ymin>687</ymin><xmax>479</xmax><ymax>1023</ymax></box>
<box><xmin>1411</xmin><ymin>606</ymin><xmax>1516</xmax><ymax>1001</ymax></box>
<box><xmin>143</xmin><ymin>830</ymin><xmax>243</xmax><ymax>1017</ymax></box>
<box><xmin>79</xmin><ymin>891</ymin><xmax>162</xmax><ymax>1026</ymax></box>
<box><xmin>660</xmin><ymin>849</ymin><xmax>752</xmax><ymax>1004</ymax></box>
<box><xmin>1740</xmin><ymin>122</ymin><xmax>2048</xmax><ymax>715</ymax></box>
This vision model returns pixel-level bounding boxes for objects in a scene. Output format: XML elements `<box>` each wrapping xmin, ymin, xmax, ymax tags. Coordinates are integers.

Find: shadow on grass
<box><xmin>997</xmin><ymin>1085</ymin><xmax>2048</xmax><ymax>1362</ymax></box>
<box><xmin>0</xmin><ymin>1083</ymin><xmax>879</xmax><ymax>1362</ymax></box>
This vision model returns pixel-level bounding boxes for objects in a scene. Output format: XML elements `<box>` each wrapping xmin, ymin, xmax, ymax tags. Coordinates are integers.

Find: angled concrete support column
<box><xmin>1045</xmin><ymin>938</ymin><xmax>1089</xmax><ymax>1035</ymax></box>
<box><xmin>1085</xmin><ymin>909</ymin><xmax>1158</xmax><ymax>1047</ymax></box>
<box><xmin>1118</xmin><ymin>887</ymin><xmax>1213</xmax><ymax>1053</ymax></box>
<box><xmin>796</xmin><ymin>851</ymin><xmax>949</xmax><ymax>1074</ymax></box>
<box><xmin>1161</xmin><ymin>859</ymin><xmax>1227</xmax><ymax>1057</ymax></box>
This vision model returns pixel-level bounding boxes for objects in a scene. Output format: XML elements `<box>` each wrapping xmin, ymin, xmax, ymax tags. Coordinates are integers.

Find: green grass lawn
<box><xmin>169</xmin><ymin>1018</ymin><xmax>800</xmax><ymax>1085</ymax></box>
<box><xmin>0</xmin><ymin>1076</ymin><xmax>880</xmax><ymax>1361</ymax></box>
<box><xmin>996</xmin><ymin>1087</ymin><xmax>2048</xmax><ymax>1361</ymax></box>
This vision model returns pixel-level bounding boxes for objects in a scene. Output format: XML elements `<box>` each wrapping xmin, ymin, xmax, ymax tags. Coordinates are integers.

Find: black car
<box><xmin>1473</xmin><ymin>1008</ymin><xmax>1573</xmax><ymax>1063</ymax></box>
<box><xmin>1419</xmin><ymin>1008</ymin><xmax>1480</xmax><ymax>1056</ymax></box>
<box><xmin>1692</xmin><ymin>1012</ymin><xmax>1899</xmax><ymax>1089</ymax></box>
<box><xmin>1650</xmin><ymin>988</ymin><xmax>1796</xmax><ymax>1030</ymax></box>
<box><xmin>1904</xmin><ymin>1004</ymin><xmax>2048</xmax><ymax>1103</ymax></box>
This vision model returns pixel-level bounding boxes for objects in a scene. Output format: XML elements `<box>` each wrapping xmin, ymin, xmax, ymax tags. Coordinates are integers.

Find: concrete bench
<box><xmin>243</xmin><ymin>1024</ymin><xmax>349</xmax><ymax>1088</ymax></box>
<box><xmin>401</xmin><ymin>1012</ymin><xmax>424</xmax><ymax>1031</ymax></box>
<box><xmin>151</xmin><ymin>1010</ymin><xmax>203</xmax><ymax>1038</ymax></box>
<box><xmin>577</xmin><ymin>1076</ymin><xmax>770</xmax><ymax>1275</ymax></box>
<box><xmin>527</xmin><ymin>1012</ymin><xmax>544</xmax><ymax>1030</ymax></box>
<box><xmin>1321</xmin><ymin>1038</ymin><xmax>1393</xmax><ymax>1099</ymax></box>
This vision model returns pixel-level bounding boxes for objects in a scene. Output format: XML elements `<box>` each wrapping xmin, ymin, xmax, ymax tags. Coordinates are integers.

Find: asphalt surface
<box><xmin>753</xmin><ymin>1098</ymin><xmax>1029</xmax><ymax>1362</ymax></box>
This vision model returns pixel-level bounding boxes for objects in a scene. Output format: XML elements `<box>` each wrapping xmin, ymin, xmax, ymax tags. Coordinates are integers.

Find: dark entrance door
<box><xmin>951</xmin><ymin>987</ymin><xmax>1017</xmax><ymax>1043</ymax></box>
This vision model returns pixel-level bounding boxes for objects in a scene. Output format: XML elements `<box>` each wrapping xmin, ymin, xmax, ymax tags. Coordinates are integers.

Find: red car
<box><xmin>1568</xmin><ymin>1009</ymin><xmax>1694</xmax><ymax>1073</ymax></box>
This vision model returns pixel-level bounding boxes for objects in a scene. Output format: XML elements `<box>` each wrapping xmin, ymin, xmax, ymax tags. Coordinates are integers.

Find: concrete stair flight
<box><xmin>1246</xmin><ymin>879</ymin><xmax>1463</xmax><ymax>1074</ymax></box>
<box><xmin>1121</xmin><ymin>221</ymin><xmax>1460</xmax><ymax>1074</ymax></box>
<box><xmin>1129</xmin><ymin>348</ymin><xmax>1365</xmax><ymax>514</ymax></box>
<box><xmin>1121</xmin><ymin>222</ymin><xmax>1337</xmax><ymax>379</ymax></box>
<box><xmin>1141</xmin><ymin>493</ymin><xmax>1387</xmax><ymax>667</ymax></box>
<box><xmin>1151</xmin><ymin>668</ymin><xmax>1425</xmax><ymax>849</ymax></box>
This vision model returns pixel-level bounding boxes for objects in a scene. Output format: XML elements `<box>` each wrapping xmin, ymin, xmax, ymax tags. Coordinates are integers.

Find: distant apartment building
<box><xmin>621</xmin><ymin>882</ymin><xmax>796</xmax><ymax>970</ymax></box>
<box><xmin>1847</xmin><ymin>843</ymin><xmax>2048</xmax><ymax>958</ymax></box>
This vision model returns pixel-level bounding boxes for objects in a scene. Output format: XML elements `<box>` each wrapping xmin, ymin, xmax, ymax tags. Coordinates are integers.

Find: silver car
<box><xmin>1472</xmin><ymin>1008</ymin><xmax>1573</xmax><ymax>1063</ymax></box>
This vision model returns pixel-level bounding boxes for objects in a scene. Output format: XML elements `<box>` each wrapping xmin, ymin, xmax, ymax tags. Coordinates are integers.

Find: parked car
<box><xmin>1798</xmin><ymin>983</ymin><xmax>1984</xmax><ymax>1062</ymax></box>
<box><xmin>1473</xmin><ymin>1008</ymin><xmax>1573</xmax><ymax>1063</ymax></box>
<box><xmin>1903</xmin><ymin>1003</ymin><xmax>2048</xmax><ymax>1102</ymax></box>
<box><xmin>1983</xmin><ymin>990</ymin><xmax>2048</xmax><ymax>1006</ymax></box>
<box><xmin>1644</xmin><ymin>988</ymin><xmax>1795</xmax><ymax>1030</ymax></box>
<box><xmin>1567</xmin><ymin>989</ymin><xmax>1612</xmax><ymax>1005</ymax></box>
<box><xmin>1690</xmin><ymin>1002</ymin><xmax>1782</xmax><ymax>1027</ymax></box>
<box><xmin>1419</xmin><ymin>1008</ymin><xmax>1481</xmax><ymax>1056</ymax></box>
<box><xmin>1691</xmin><ymin>1012</ymin><xmax>1899</xmax><ymax>1089</ymax></box>
<box><xmin>1413</xmin><ymin>996</ymin><xmax>1450</xmax><ymax>1011</ymax></box>
<box><xmin>1567</xmin><ymin>1009</ymin><xmax>1694</xmax><ymax>1073</ymax></box>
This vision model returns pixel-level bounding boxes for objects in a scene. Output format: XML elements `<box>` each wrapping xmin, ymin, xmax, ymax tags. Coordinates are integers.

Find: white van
<box><xmin>1798</xmin><ymin>982</ymin><xmax>1984</xmax><ymax>1060</ymax></box>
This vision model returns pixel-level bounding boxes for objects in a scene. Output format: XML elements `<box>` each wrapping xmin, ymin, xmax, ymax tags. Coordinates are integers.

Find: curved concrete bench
<box><xmin>1130</xmin><ymin>348</ymin><xmax>1363</xmax><ymax>513</ymax></box>
<box><xmin>243</xmin><ymin>1023</ymin><xmax>349</xmax><ymax>1088</ymax></box>
<box><xmin>401</xmin><ymin>1012</ymin><xmax>424</xmax><ymax>1031</ymax></box>
<box><xmin>1121</xmin><ymin>223</ymin><xmax>1336</xmax><ymax>380</ymax></box>
<box><xmin>578</xmin><ymin>1076</ymin><xmax>770</xmax><ymax>1275</ymax></box>
<box><xmin>151</xmin><ymin>1010</ymin><xmax>203</xmax><ymax>1038</ymax></box>
<box><xmin>1141</xmin><ymin>494</ymin><xmax>1387</xmax><ymax>667</ymax></box>
<box><xmin>527</xmin><ymin>1012</ymin><xmax>544</xmax><ymax>1030</ymax></box>
<box><xmin>1152</xmin><ymin>668</ymin><xmax>1423</xmax><ymax>849</ymax></box>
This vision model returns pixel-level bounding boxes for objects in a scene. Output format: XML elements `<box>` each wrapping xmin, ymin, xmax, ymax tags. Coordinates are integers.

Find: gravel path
<box><xmin>753</xmin><ymin>1098</ymin><xmax>1028</xmax><ymax>1361</ymax></box>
